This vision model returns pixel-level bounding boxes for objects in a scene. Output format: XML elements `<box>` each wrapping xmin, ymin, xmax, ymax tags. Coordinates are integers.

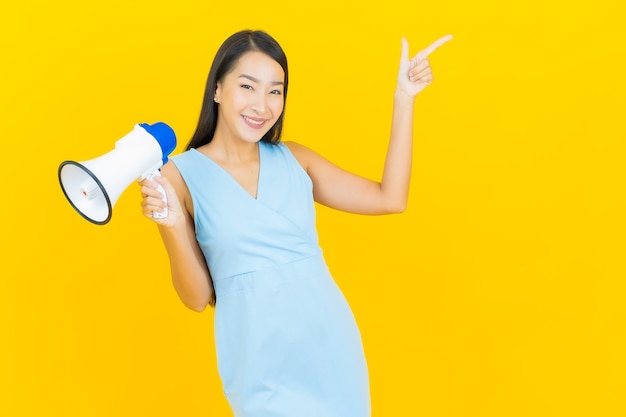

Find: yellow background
<box><xmin>1</xmin><ymin>1</ymin><xmax>624</xmax><ymax>416</ymax></box>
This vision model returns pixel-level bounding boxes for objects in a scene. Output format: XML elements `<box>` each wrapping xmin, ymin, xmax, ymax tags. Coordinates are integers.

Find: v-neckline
<box><xmin>192</xmin><ymin>143</ymin><xmax>263</xmax><ymax>201</ymax></box>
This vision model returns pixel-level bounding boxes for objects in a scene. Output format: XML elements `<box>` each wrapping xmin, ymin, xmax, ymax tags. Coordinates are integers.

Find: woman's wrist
<box><xmin>393</xmin><ymin>87</ymin><xmax>416</xmax><ymax>105</ymax></box>
<box><xmin>157</xmin><ymin>217</ymin><xmax>188</xmax><ymax>236</ymax></box>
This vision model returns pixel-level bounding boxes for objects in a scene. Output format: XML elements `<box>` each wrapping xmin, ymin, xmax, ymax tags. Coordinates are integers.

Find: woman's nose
<box><xmin>250</xmin><ymin>93</ymin><xmax>268</xmax><ymax>114</ymax></box>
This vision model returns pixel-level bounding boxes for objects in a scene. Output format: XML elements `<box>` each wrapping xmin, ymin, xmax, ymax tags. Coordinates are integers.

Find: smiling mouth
<box><xmin>242</xmin><ymin>115</ymin><xmax>266</xmax><ymax>128</ymax></box>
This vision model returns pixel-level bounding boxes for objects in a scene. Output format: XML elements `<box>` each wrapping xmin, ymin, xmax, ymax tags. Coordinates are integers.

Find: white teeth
<box><xmin>244</xmin><ymin>116</ymin><xmax>263</xmax><ymax>125</ymax></box>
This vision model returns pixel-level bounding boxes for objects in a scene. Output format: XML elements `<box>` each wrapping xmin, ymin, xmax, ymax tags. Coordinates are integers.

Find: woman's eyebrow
<box><xmin>238</xmin><ymin>74</ymin><xmax>284</xmax><ymax>86</ymax></box>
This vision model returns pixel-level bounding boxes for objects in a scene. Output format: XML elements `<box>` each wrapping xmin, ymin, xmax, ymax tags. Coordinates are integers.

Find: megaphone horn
<box><xmin>58</xmin><ymin>122</ymin><xmax>177</xmax><ymax>225</ymax></box>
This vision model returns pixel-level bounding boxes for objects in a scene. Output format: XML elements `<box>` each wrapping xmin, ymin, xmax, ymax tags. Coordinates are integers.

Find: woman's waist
<box><xmin>213</xmin><ymin>252</ymin><xmax>329</xmax><ymax>295</ymax></box>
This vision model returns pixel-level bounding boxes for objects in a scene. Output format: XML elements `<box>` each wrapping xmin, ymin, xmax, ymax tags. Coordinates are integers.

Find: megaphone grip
<box><xmin>147</xmin><ymin>170</ymin><xmax>168</xmax><ymax>219</ymax></box>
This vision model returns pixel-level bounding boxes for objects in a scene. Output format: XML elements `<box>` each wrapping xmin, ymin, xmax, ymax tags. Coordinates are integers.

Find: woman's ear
<box><xmin>214</xmin><ymin>84</ymin><xmax>221</xmax><ymax>103</ymax></box>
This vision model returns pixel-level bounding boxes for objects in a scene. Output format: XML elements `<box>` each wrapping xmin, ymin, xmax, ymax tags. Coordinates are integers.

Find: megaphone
<box><xmin>58</xmin><ymin>122</ymin><xmax>177</xmax><ymax>225</ymax></box>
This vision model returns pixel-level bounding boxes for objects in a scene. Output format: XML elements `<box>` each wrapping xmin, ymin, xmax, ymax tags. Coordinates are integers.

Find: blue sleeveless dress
<box><xmin>171</xmin><ymin>142</ymin><xmax>371</xmax><ymax>417</ymax></box>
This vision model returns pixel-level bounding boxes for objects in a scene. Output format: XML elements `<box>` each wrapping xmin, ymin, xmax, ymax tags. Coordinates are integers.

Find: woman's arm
<box><xmin>140</xmin><ymin>162</ymin><xmax>214</xmax><ymax>311</ymax></box>
<box><xmin>287</xmin><ymin>35</ymin><xmax>452</xmax><ymax>215</ymax></box>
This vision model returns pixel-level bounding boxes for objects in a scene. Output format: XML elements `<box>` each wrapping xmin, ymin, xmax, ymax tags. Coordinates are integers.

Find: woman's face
<box><xmin>214</xmin><ymin>51</ymin><xmax>285</xmax><ymax>144</ymax></box>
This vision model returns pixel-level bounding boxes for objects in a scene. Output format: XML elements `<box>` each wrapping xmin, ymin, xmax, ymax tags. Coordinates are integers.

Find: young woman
<box><xmin>140</xmin><ymin>29</ymin><xmax>451</xmax><ymax>417</ymax></box>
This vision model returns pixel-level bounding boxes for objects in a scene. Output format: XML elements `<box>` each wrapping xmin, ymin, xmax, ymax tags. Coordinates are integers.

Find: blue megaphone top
<box><xmin>140</xmin><ymin>122</ymin><xmax>177</xmax><ymax>165</ymax></box>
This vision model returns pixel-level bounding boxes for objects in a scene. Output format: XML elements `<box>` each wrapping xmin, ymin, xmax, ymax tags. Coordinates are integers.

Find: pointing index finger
<box><xmin>417</xmin><ymin>34</ymin><xmax>453</xmax><ymax>60</ymax></box>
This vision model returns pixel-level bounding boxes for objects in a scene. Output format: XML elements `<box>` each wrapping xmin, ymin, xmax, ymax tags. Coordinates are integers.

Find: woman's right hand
<box><xmin>139</xmin><ymin>172</ymin><xmax>184</xmax><ymax>228</ymax></box>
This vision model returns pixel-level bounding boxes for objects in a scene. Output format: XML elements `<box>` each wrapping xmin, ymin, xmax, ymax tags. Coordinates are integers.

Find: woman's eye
<box><xmin>240</xmin><ymin>84</ymin><xmax>253</xmax><ymax>90</ymax></box>
<box><xmin>270</xmin><ymin>90</ymin><xmax>282</xmax><ymax>95</ymax></box>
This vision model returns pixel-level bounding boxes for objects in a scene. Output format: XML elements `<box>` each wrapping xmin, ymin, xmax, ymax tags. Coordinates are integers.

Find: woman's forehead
<box><xmin>228</xmin><ymin>51</ymin><xmax>284</xmax><ymax>82</ymax></box>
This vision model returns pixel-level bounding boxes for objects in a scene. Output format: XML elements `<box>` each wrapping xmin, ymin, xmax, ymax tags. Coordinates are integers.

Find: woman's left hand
<box><xmin>397</xmin><ymin>34</ymin><xmax>452</xmax><ymax>98</ymax></box>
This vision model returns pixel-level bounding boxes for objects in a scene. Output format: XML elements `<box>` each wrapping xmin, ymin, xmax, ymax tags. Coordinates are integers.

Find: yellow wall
<box><xmin>1</xmin><ymin>1</ymin><xmax>624</xmax><ymax>416</ymax></box>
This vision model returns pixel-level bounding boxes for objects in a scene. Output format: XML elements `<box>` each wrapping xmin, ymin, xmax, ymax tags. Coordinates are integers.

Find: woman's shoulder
<box><xmin>164</xmin><ymin>149</ymin><xmax>202</xmax><ymax>185</ymax></box>
<box><xmin>282</xmin><ymin>140</ymin><xmax>331</xmax><ymax>172</ymax></box>
<box><xmin>170</xmin><ymin>148</ymin><xmax>198</xmax><ymax>162</ymax></box>
<box><xmin>282</xmin><ymin>140</ymin><xmax>318</xmax><ymax>158</ymax></box>
<box><xmin>280</xmin><ymin>141</ymin><xmax>311</xmax><ymax>170</ymax></box>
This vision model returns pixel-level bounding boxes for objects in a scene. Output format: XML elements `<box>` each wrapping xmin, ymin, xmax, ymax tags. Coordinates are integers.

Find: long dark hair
<box><xmin>186</xmin><ymin>30</ymin><xmax>289</xmax><ymax>150</ymax></box>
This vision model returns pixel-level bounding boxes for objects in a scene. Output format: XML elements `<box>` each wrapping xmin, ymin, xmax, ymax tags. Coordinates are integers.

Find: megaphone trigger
<box><xmin>147</xmin><ymin>170</ymin><xmax>168</xmax><ymax>219</ymax></box>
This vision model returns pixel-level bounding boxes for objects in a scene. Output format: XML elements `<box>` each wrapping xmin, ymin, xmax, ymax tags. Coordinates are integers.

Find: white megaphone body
<box><xmin>58</xmin><ymin>122</ymin><xmax>177</xmax><ymax>225</ymax></box>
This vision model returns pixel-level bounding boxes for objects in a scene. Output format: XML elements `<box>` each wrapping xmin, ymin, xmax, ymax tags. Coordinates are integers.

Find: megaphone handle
<box><xmin>147</xmin><ymin>170</ymin><xmax>168</xmax><ymax>219</ymax></box>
